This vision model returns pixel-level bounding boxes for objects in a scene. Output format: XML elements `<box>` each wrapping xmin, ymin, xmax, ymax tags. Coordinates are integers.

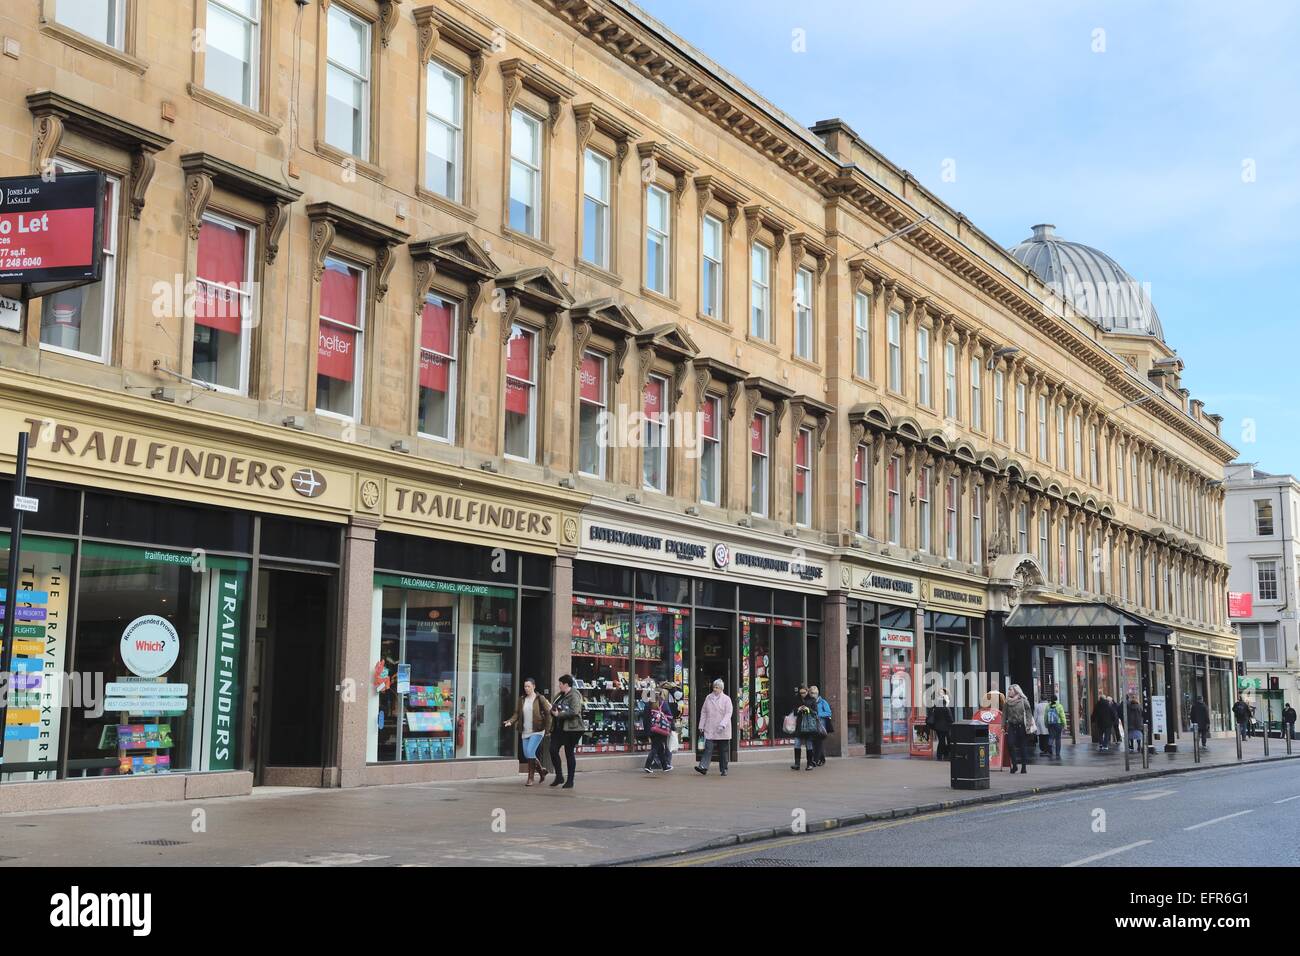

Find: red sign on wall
<box><xmin>1228</xmin><ymin>592</ymin><xmax>1253</xmax><ymax>619</ymax></box>
<box><xmin>0</xmin><ymin>171</ymin><xmax>104</xmax><ymax>284</ymax></box>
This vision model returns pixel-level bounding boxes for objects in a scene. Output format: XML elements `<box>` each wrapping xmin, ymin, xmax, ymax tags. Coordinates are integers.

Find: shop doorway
<box><xmin>251</xmin><ymin>568</ymin><xmax>334</xmax><ymax>783</ymax></box>
<box><xmin>692</xmin><ymin>612</ymin><xmax>733</xmax><ymax>761</ymax></box>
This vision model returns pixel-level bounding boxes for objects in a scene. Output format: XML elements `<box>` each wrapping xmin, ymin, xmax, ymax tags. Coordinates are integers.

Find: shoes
<box><xmin>643</xmin><ymin>767</ymin><xmax>655</xmax><ymax>774</ymax></box>
<box><xmin>562</xmin><ymin>781</ymin><xmax>574</xmax><ymax>789</ymax></box>
<box><xmin>694</xmin><ymin>766</ymin><xmax>707</xmax><ymax>776</ymax></box>
<box><xmin>538</xmin><ymin>767</ymin><xmax>548</xmax><ymax>782</ymax></box>
<box><xmin>1020</xmin><ymin>765</ymin><xmax>1027</xmax><ymax>774</ymax></box>
<box><xmin>664</xmin><ymin>765</ymin><xmax>673</xmax><ymax>772</ymax></box>
<box><xmin>790</xmin><ymin>764</ymin><xmax>801</xmax><ymax>771</ymax></box>
<box><xmin>720</xmin><ymin>770</ymin><xmax>727</xmax><ymax>776</ymax></box>
<box><xmin>804</xmin><ymin>764</ymin><xmax>813</xmax><ymax>771</ymax></box>
<box><xmin>549</xmin><ymin>777</ymin><xmax>564</xmax><ymax>787</ymax></box>
<box><xmin>1010</xmin><ymin>765</ymin><xmax>1018</xmax><ymax>774</ymax></box>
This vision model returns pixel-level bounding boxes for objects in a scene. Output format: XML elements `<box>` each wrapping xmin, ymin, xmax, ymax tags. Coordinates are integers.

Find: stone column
<box><xmin>822</xmin><ymin>589</ymin><xmax>848</xmax><ymax>757</ymax></box>
<box><xmin>551</xmin><ymin>553</ymin><xmax>575</xmax><ymax>695</ymax></box>
<box><xmin>337</xmin><ymin>515</ymin><xmax>380</xmax><ymax>789</ymax></box>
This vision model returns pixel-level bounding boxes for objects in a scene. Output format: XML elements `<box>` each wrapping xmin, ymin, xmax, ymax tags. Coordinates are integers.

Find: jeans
<box><xmin>1008</xmin><ymin>723</ymin><xmax>1030</xmax><ymax>767</ymax></box>
<box><xmin>645</xmin><ymin>734</ymin><xmax>671</xmax><ymax>770</ymax></box>
<box><xmin>1237</xmin><ymin>721</ymin><xmax>1249</xmax><ymax>741</ymax></box>
<box><xmin>549</xmin><ymin>730</ymin><xmax>580</xmax><ymax>781</ymax></box>
<box><xmin>697</xmin><ymin>737</ymin><xmax>729</xmax><ymax>773</ymax></box>
<box><xmin>1128</xmin><ymin>728</ymin><xmax>1144</xmax><ymax>751</ymax></box>
<box><xmin>1099</xmin><ymin>729</ymin><xmax>1111</xmax><ymax>750</ymax></box>
<box><xmin>1048</xmin><ymin>725</ymin><xmax>1062</xmax><ymax>756</ymax></box>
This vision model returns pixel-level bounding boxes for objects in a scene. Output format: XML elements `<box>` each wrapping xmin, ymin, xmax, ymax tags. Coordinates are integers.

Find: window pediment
<box><xmin>306</xmin><ymin>201</ymin><xmax>410</xmax><ymax>301</ymax></box>
<box><xmin>694</xmin><ymin>174</ymin><xmax>747</xmax><ymax>234</ymax></box>
<box><xmin>180</xmin><ymin>152</ymin><xmax>301</xmax><ymax>262</ymax></box>
<box><xmin>500</xmin><ymin>58</ymin><xmax>574</xmax><ymax>133</ymax></box>
<box><xmin>28</xmin><ymin>90</ymin><xmax>172</xmax><ymax>220</ymax></box>
<box><xmin>574</xmin><ymin>103</ymin><xmax>639</xmax><ymax>174</ymax></box>
<box><xmin>636</xmin><ymin>141</ymin><xmax>696</xmax><ymax>207</ymax></box>
<box><xmin>496</xmin><ymin>267</ymin><xmax>573</xmax><ymax>358</ymax></box>
<box><xmin>415</xmin><ymin>5</ymin><xmax>492</xmax><ymax>88</ymax></box>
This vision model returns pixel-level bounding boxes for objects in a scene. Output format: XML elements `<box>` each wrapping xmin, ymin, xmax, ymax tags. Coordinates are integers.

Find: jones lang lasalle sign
<box><xmin>0</xmin><ymin>171</ymin><xmax>105</xmax><ymax>284</ymax></box>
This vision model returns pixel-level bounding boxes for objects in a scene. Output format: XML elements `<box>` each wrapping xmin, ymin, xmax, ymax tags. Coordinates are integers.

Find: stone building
<box><xmin>0</xmin><ymin>0</ymin><xmax>1236</xmax><ymax>808</ymax></box>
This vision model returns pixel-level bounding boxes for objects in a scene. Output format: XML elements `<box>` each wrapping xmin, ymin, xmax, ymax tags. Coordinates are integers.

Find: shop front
<box><xmin>0</xmin><ymin>399</ymin><xmax>354</xmax><ymax>800</ymax></box>
<box><xmin>573</xmin><ymin>512</ymin><xmax>828</xmax><ymax>760</ymax></box>
<box><xmin>921</xmin><ymin>581</ymin><xmax>987</xmax><ymax>719</ymax></box>
<box><xmin>840</xmin><ymin>565</ymin><xmax>920</xmax><ymax>755</ymax></box>
<box><xmin>1174</xmin><ymin>632</ymin><xmax>1237</xmax><ymax>736</ymax></box>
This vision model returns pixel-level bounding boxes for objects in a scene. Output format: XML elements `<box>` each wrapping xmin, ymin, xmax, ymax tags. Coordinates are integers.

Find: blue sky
<box><xmin>638</xmin><ymin>0</ymin><xmax>1300</xmax><ymax>475</ymax></box>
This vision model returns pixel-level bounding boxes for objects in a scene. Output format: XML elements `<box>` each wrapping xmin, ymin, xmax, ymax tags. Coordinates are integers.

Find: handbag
<box><xmin>523</xmin><ymin>732</ymin><xmax>543</xmax><ymax>759</ymax></box>
<box><xmin>797</xmin><ymin>712</ymin><xmax>824</xmax><ymax>737</ymax></box>
<box><xmin>667</xmin><ymin>730</ymin><xmax>679</xmax><ymax>753</ymax></box>
<box><xmin>650</xmin><ymin>707</ymin><xmax>673</xmax><ymax>736</ymax></box>
<box><xmin>782</xmin><ymin>713</ymin><xmax>798</xmax><ymax>735</ymax></box>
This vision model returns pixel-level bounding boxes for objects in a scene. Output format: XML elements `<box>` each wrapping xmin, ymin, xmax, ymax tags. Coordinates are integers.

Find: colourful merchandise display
<box><xmin>402</xmin><ymin>679</ymin><xmax>454</xmax><ymax>760</ymax></box>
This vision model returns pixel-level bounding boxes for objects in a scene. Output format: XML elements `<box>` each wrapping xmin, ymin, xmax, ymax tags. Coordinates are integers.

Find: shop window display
<box><xmin>631</xmin><ymin>604</ymin><xmax>690</xmax><ymax>752</ymax></box>
<box><xmin>66</xmin><ymin>543</ymin><xmax>250</xmax><ymax>777</ymax></box>
<box><xmin>371</xmin><ymin>575</ymin><xmax>517</xmax><ymax>761</ymax></box>
<box><xmin>737</xmin><ymin>615</ymin><xmax>800</xmax><ymax>748</ymax></box>
<box><xmin>570</xmin><ymin>597</ymin><xmax>632</xmax><ymax>753</ymax></box>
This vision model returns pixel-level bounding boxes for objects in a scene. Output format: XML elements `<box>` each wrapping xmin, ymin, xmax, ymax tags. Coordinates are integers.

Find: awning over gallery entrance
<box><xmin>1004</xmin><ymin>602</ymin><xmax>1172</xmax><ymax>647</ymax></box>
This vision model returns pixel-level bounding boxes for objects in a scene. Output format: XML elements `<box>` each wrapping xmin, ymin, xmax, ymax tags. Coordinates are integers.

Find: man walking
<box><xmin>1125</xmin><ymin>693</ymin><xmax>1145</xmax><ymax>753</ymax></box>
<box><xmin>1232</xmin><ymin>694</ymin><xmax>1252</xmax><ymax>742</ymax></box>
<box><xmin>1190</xmin><ymin>696</ymin><xmax>1211</xmax><ymax>750</ymax></box>
<box><xmin>1283</xmin><ymin>701</ymin><xmax>1297</xmax><ymax>741</ymax></box>
<box><xmin>1044</xmin><ymin>695</ymin><xmax>1065</xmax><ymax>758</ymax></box>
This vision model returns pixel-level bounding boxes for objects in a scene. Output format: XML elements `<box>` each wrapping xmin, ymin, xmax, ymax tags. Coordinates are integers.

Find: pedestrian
<box><xmin>1110</xmin><ymin>694</ymin><xmax>1125</xmax><ymax>741</ymax></box>
<box><xmin>789</xmin><ymin>685</ymin><xmax>810</xmax><ymax>770</ymax></box>
<box><xmin>1043</xmin><ymin>695</ymin><xmax>1064</xmax><ymax>757</ymax></box>
<box><xmin>1283</xmin><ymin>702</ymin><xmax>1297</xmax><ymax>741</ymax></box>
<box><xmin>1091</xmin><ymin>694</ymin><xmax>1115</xmax><ymax>751</ymax></box>
<box><xmin>503</xmin><ymin>677</ymin><xmax>551</xmax><ymax>786</ymax></box>
<box><xmin>643</xmin><ymin>684</ymin><xmax>677</xmax><ymax>775</ymax></box>
<box><xmin>929</xmin><ymin>687</ymin><xmax>955</xmax><ymax>760</ymax></box>
<box><xmin>1034</xmin><ymin>695</ymin><xmax>1051</xmax><ymax>755</ymax></box>
<box><xmin>1004</xmin><ymin>683</ymin><xmax>1032</xmax><ymax>774</ymax></box>
<box><xmin>664</xmin><ymin>683</ymin><xmax>683</xmax><ymax>771</ymax></box>
<box><xmin>809</xmin><ymin>685</ymin><xmax>832</xmax><ymax>767</ymax></box>
<box><xmin>547</xmin><ymin>674</ymin><xmax>584</xmax><ymax>789</ymax></box>
<box><xmin>695</xmin><ymin>679</ymin><xmax>733</xmax><ymax>777</ymax></box>
<box><xmin>1232</xmin><ymin>694</ymin><xmax>1252</xmax><ymax>742</ymax></box>
<box><xmin>1190</xmin><ymin>696</ymin><xmax>1211</xmax><ymax>750</ymax></box>
<box><xmin>1125</xmin><ymin>693</ymin><xmax>1145</xmax><ymax>753</ymax></box>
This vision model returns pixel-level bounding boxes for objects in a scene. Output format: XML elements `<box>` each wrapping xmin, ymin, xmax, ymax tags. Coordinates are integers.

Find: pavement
<box><xmin>667</xmin><ymin>758</ymin><xmax>1300</xmax><ymax>867</ymax></box>
<box><xmin>0</xmin><ymin>737</ymin><xmax>1293</xmax><ymax>866</ymax></box>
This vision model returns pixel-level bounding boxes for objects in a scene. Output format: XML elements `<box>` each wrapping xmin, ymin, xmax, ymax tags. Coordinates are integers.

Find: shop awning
<box><xmin>1004</xmin><ymin>601</ymin><xmax>1172</xmax><ymax>647</ymax></box>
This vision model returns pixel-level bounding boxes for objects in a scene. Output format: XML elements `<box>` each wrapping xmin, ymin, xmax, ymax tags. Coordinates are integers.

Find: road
<box><xmin>667</xmin><ymin>759</ymin><xmax>1300</xmax><ymax>867</ymax></box>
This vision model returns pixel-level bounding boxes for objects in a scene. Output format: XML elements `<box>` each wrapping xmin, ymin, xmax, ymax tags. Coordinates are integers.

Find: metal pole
<box><xmin>0</xmin><ymin>432</ymin><xmax>30</xmax><ymax>772</ymax></box>
<box><xmin>1142</xmin><ymin>722</ymin><xmax>1150</xmax><ymax>769</ymax></box>
<box><xmin>1193</xmin><ymin>723</ymin><xmax>1200</xmax><ymax>763</ymax></box>
<box><xmin>1119</xmin><ymin>619</ymin><xmax>1129</xmax><ymax>771</ymax></box>
<box><xmin>1236</xmin><ymin>722</ymin><xmax>1243</xmax><ymax>761</ymax></box>
<box><xmin>1263</xmin><ymin>716</ymin><xmax>1270</xmax><ymax>756</ymax></box>
<box><xmin>1287</xmin><ymin>722</ymin><xmax>1293</xmax><ymax>756</ymax></box>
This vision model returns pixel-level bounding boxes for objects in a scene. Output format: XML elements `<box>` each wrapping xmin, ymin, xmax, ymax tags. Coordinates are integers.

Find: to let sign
<box><xmin>0</xmin><ymin>171</ymin><xmax>105</xmax><ymax>284</ymax></box>
<box><xmin>1228</xmin><ymin>592</ymin><xmax>1253</xmax><ymax>619</ymax></box>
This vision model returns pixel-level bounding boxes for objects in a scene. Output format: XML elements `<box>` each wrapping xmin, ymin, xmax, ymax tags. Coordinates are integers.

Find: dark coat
<box><xmin>1232</xmin><ymin>700</ymin><xmax>1252</xmax><ymax>723</ymax></box>
<box><xmin>1190</xmin><ymin>700</ymin><xmax>1210</xmax><ymax>728</ymax></box>
<box><xmin>1092</xmin><ymin>700</ymin><xmax>1115</xmax><ymax>734</ymax></box>
<box><xmin>929</xmin><ymin>705</ymin><xmax>955</xmax><ymax>733</ymax></box>
<box><xmin>1125</xmin><ymin>699</ymin><xmax>1144</xmax><ymax>731</ymax></box>
<box><xmin>1283</xmin><ymin>706</ymin><xmax>1297</xmax><ymax>726</ymax></box>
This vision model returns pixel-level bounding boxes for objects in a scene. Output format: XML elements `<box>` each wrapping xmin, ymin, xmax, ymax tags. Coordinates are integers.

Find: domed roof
<box><xmin>1009</xmin><ymin>224</ymin><xmax>1164</xmax><ymax>342</ymax></box>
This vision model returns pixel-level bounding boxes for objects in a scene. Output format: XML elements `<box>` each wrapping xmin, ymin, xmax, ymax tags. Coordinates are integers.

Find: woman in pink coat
<box><xmin>694</xmin><ymin>679</ymin><xmax>734</xmax><ymax>777</ymax></box>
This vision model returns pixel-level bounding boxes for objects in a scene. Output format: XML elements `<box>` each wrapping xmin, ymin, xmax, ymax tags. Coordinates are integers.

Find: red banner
<box><xmin>320</xmin><ymin>261</ymin><xmax>360</xmax><ymax>324</ymax></box>
<box><xmin>195</xmin><ymin>219</ymin><xmax>246</xmax><ymax>335</ymax></box>
<box><xmin>701</xmin><ymin>397</ymin><xmax>716</xmax><ymax>440</ymax></box>
<box><xmin>1228</xmin><ymin>592</ymin><xmax>1253</xmax><ymax>619</ymax></box>
<box><xmin>0</xmin><ymin>208</ymin><xmax>96</xmax><ymax>271</ymax></box>
<box><xmin>419</xmin><ymin>352</ymin><xmax>448</xmax><ymax>392</ymax></box>
<box><xmin>751</xmin><ymin>415</ymin><xmax>765</xmax><ymax>453</ymax></box>
<box><xmin>420</xmin><ymin>298</ymin><xmax>454</xmax><ymax>355</ymax></box>
<box><xmin>318</xmin><ymin>322</ymin><xmax>355</xmax><ymax>381</ymax></box>
<box><xmin>505</xmin><ymin>378</ymin><xmax>531</xmax><ymax>415</ymax></box>
<box><xmin>579</xmin><ymin>353</ymin><xmax>602</xmax><ymax>403</ymax></box>
<box><xmin>506</xmin><ymin>327</ymin><xmax>533</xmax><ymax>382</ymax></box>
<box><xmin>643</xmin><ymin>376</ymin><xmax>663</xmax><ymax>420</ymax></box>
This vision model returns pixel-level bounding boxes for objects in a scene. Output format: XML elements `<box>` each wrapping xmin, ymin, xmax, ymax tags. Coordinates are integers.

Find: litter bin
<box><xmin>949</xmin><ymin>720</ymin><xmax>990</xmax><ymax>790</ymax></box>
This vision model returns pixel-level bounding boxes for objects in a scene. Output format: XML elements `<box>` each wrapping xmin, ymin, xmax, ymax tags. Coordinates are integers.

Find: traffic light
<box><xmin>1236</xmin><ymin>661</ymin><xmax>1246</xmax><ymax>676</ymax></box>
<box><xmin>1270</xmin><ymin>676</ymin><xmax>1280</xmax><ymax>691</ymax></box>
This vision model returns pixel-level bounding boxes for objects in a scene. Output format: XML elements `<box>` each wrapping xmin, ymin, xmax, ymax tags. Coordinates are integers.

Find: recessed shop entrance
<box><xmin>693</xmin><ymin>610</ymin><xmax>734</xmax><ymax>762</ymax></box>
<box><xmin>251</xmin><ymin>567</ymin><xmax>335</xmax><ymax>783</ymax></box>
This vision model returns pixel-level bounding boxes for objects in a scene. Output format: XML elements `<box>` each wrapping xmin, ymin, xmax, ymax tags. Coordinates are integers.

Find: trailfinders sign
<box><xmin>385</xmin><ymin>481</ymin><xmax>560</xmax><ymax>547</ymax></box>
<box><xmin>0</xmin><ymin>172</ymin><xmax>105</xmax><ymax>284</ymax></box>
<box><xmin>3</xmin><ymin>408</ymin><xmax>352</xmax><ymax>514</ymax></box>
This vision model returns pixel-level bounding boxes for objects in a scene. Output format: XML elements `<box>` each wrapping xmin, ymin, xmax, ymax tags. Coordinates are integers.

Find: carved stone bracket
<box><xmin>378</xmin><ymin>0</ymin><xmax>401</xmax><ymax>47</ymax></box>
<box><xmin>572</xmin><ymin>319</ymin><xmax>593</xmax><ymax>370</ymax></box>
<box><xmin>184</xmin><ymin>171</ymin><xmax>214</xmax><ymax>241</ymax></box>
<box><xmin>310</xmin><ymin>217</ymin><xmax>336</xmax><ymax>283</ymax></box>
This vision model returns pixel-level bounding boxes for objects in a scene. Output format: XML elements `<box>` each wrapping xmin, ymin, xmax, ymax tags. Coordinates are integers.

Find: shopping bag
<box><xmin>667</xmin><ymin>731</ymin><xmax>679</xmax><ymax>753</ymax></box>
<box><xmin>782</xmin><ymin>713</ymin><xmax>798</xmax><ymax>735</ymax></box>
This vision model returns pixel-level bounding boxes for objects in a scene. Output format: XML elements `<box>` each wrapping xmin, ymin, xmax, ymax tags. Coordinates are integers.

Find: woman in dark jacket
<box><xmin>790</xmin><ymin>686</ymin><xmax>811</xmax><ymax>770</ymax></box>
<box><xmin>1091</xmin><ymin>694</ymin><xmax>1115</xmax><ymax>751</ymax></box>
<box><xmin>929</xmin><ymin>688</ymin><xmax>955</xmax><ymax>759</ymax></box>
<box><xmin>643</xmin><ymin>685</ymin><xmax>677</xmax><ymax>774</ymax></box>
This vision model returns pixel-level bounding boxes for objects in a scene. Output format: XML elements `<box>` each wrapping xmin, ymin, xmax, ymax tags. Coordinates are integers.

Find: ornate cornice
<box><xmin>573</xmin><ymin>103</ymin><xmax>639</xmax><ymax>174</ymax></box>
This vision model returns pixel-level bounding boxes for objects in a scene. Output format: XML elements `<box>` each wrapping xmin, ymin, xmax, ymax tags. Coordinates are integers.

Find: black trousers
<box><xmin>645</xmin><ymin>733</ymin><xmax>671</xmax><ymax>769</ymax></box>
<box><xmin>1008</xmin><ymin>724</ymin><xmax>1030</xmax><ymax>767</ymax></box>
<box><xmin>698</xmin><ymin>737</ymin><xmax>729</xmax><ymax>772</ymax></box>
<box><xmin>935</xmin><ymin>730</ymin><xmax>950</xmax><ymax>759</ymax></box>
<box><xmin>549</xmin><ymin>730</ymin><xmax>580</xmax><ymax>780</ymax></box>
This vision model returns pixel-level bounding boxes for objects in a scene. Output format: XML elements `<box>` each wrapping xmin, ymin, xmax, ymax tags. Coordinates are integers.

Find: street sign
<box><xmin>12</xmin><ymin>495</ymin><xmax>38</xmax><ymax>513</ymax></box>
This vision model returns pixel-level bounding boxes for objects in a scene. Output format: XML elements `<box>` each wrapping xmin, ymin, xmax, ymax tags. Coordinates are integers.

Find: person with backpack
<box><xmin>1044</xmin><ymin>694</ymin><xmax>1065</xmax><ymax>757</ymax></box>
<box><xmin>793</xmin><ymin>688</ymin><xmax>821</xmax><ymax>771</ymax></box>
<box><xmin>643</xmin><ymin>684</ymin><xmax>676</xmax><ymax>775</ymax></box>
<box><xmin>1232</xmin><ymin>695</ymin><xmax>1252</xmax><ymax>742</ymax></box>
<box><xmin>789</xmin><ymin>685</ymin><xmax>810</xmax><ymax>770</ymax></box>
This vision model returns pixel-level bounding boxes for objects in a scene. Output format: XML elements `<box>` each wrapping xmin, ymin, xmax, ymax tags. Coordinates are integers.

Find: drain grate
<box><xmin>136</xmin><ymin>839</ymin><xmax>188</xmax><ymax>847</ymax></box>
<box><xmin>557</xmin><ymin>819</ymin><xmax>638</xmax><ymax>830</ymax></box>
<box><xmin>733</xmin><ymin>857</ymin><xmax>796</xmax><ymax>867</ymax></box>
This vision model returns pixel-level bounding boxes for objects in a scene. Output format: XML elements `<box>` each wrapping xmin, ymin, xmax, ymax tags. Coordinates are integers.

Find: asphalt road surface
<box><xmin>667</xmin><ymin>760</ymin><xmax>1300</xmax><ymax>867</ymax></box>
